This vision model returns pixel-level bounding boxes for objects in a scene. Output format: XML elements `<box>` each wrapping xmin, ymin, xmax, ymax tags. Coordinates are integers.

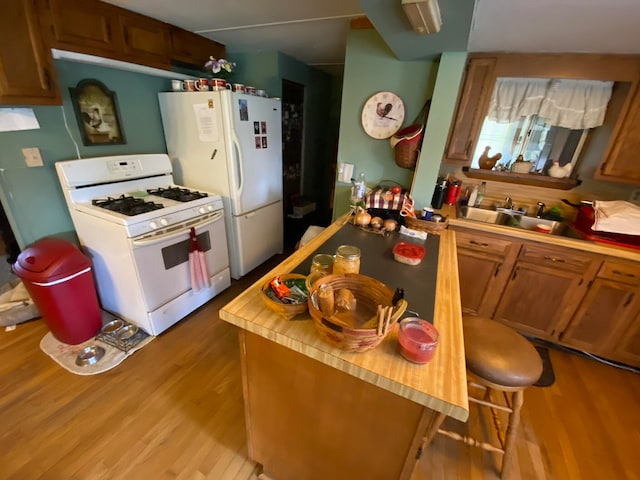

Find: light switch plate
<box><xmin>22</xmin><ymin>147</ymin><xmax>43</xmax><ymax>167</ymax></box>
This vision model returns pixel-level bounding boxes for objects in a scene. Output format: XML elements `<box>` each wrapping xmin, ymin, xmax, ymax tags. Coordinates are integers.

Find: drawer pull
<box><xmin>469</xmin><ymin>240</ymin><xmax>489</xmax><ymax>247</ymax></box>
<box><xmin>612</xmin><ymin>269</ymin><xmax>636</xmax><ymax>279</ymax></box>
<box><xmin>543</xmin><ymin>256</ymin><xmax>565</xmax><ymax>263</ymax></box>
<box><xmin>623</xmin><ymin>293</ymin><xmax>635</xmax><ymax>308</ymax></box>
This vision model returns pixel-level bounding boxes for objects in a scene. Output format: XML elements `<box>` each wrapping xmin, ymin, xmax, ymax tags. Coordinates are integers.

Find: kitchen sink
<box><xmin>457</xmin><ymin>205</ymin><xmax>568</xmax><ymax>236</ymax></box>
<box><xmin>457</xmin><ymin>206</ymin><xmax>509</xmax><ymax>225</ymax></box>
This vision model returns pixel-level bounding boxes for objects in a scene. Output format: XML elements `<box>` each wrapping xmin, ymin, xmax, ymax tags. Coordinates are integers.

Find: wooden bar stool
<box><xmin>438</xmin><ymin>316</ymin><xmax>543</xmax><ymax>479</ymax></box>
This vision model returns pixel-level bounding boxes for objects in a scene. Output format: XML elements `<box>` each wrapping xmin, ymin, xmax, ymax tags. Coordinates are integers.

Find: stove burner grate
<box><xmin>147</xmin><ymin>187</ymin><xmax>208</xmax><ymax>202</ymax></box>
<box><xmin>92</xmin><ymin>195</ymin><xmax>164</xmax><ymax>216</ymax></box>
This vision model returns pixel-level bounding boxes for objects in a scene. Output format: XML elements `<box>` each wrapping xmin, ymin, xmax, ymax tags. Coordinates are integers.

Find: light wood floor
<box><xmin>1</xmin><ymin>255</ymin><xmax>639</xmax><ymax>480</ymax></box>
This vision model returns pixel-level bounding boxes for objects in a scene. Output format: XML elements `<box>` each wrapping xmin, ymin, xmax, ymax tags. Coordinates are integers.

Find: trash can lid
<box><xmin>13</xmin><ymin>237</ymin><xmax>92</xmax><ymax>283</ymax></box>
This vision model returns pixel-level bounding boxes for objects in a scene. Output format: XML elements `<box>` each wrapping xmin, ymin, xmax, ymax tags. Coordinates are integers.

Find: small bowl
<box><xmin>261</xmin><ymin>273</ymin><xmax>309</xmax><ymax>320</ymax></box>
<box><xmin>398</xmin><ymin>318</ymin><xmax>439</xmax><ymax>364</ymax></box>
<box><xmin>116</xmin><ymin>324</ymin><xmax>139</xmax><ymax>340</ymax></box>
<box><xmin>535</xmin><ymin>224</ymin><xmax>552</xmax><ymax>234</ymax></box>
<box><xmin>75</xmin><ymin>345</ymin><xmax>106</xmax><ymax>366</ymax></box>
<box><xmin>101</xmin><ymin>319</ymin><xmax>124</xmax><ymax>334</ymax></box>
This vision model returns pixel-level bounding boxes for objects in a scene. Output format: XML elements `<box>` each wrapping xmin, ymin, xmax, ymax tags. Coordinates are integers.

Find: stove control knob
<box><xmin>149</xmin><ymin>221</ymin><xmax>158</xmax><ymax>229</ymax></box>
<box><xmin>160</xmin><ymin>218</ymin><xmax>169</xmax><ymax>226</ymax></box>
<box><xmin>207</xmin><ymin>205</ymin><xmax>215</xmax><ymax>211</ymax></box>
<box><xmin>198</xmin><ymin>207</ymin><xmax>207</xmax><ymax>214</ymax></box>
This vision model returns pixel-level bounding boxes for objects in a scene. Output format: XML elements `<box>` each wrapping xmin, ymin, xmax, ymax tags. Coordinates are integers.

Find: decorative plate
<box><xmin>361</xmin><ymin>91</ymin><xmax>405</xmax><ymax>139</ymax></box>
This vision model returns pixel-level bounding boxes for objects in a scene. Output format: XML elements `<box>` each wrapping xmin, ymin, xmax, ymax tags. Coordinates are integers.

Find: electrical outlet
<box><xmin>630</xmin><ymin>188</ymin><xmax>640</xmax><ymax>203</ymax></box>
<box><xmin>22</xmin><ymin>147</ymin><xmax>43</xmax><ymax>167</ymax></box>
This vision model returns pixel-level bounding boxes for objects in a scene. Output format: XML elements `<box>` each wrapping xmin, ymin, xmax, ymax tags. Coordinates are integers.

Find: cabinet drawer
<box><xmin>518</xmin><ymin>244</ymin><xmax>596</xmax><ymax>273</ymax></box>
<box><xmin>455</xmin><ymin>229</ymin><xmax>514</xmax><ymax>256</ymax></box>
<box><xmin>598</xmin><ymin>260</ymin><xmax>640</xmax><ymax>285</ymax></box>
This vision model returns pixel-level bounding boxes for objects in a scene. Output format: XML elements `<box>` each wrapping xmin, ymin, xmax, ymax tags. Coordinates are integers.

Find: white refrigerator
<box><xmin>158</xmin><ymin>91</ymin><xmax>283</xmax><ymax>279</ymax></box>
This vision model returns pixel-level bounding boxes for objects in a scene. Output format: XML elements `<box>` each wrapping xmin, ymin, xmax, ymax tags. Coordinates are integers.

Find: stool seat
<box><xmin>464</xmin><ymin>316</ymin><xmax>543</xmax><ymax>388</ymax></box>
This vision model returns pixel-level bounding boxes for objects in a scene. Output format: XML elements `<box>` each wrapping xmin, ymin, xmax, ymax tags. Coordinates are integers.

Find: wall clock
<box><xmin>361</xmin><ymin>91</ymin><xmax>405</xmax><ymax>139</ymax></box>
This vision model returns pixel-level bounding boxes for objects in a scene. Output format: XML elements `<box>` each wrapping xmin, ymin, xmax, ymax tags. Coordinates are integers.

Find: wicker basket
<box><xmin>308</xmin><ymin>274</ymin><xmax>408</xmax><ymax>352</ymax></box>
<box><xmin>261</xmin><ymin>273</ymin><xmax>309</xmax><ymax>320</ymax></box>
<box><xmin>392</xmin><ymin>125</ymin><xmax>423</xmax><ymax>170</ymax></box>
<box><xmin>404</xmin><ymin>216</ymin><xmax>449</xmax><ymax>235</ymax></box>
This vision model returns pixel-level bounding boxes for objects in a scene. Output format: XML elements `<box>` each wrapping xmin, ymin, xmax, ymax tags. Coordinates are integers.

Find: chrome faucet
<box><xmin>536</xmin><ymin>202</ymin><xmax>545</xmax><ymax>218</ymax></box>
<box><xmin>504</xmin><ymin>196</ymin><xmax>513</xmax><ymax>210</ymax></box>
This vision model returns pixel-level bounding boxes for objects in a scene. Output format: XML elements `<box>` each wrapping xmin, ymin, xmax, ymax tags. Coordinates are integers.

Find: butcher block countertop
<box><xmin>219</xmin><ymin>213</ymin><xmax>469</xmax><ymax>422</ymax></box>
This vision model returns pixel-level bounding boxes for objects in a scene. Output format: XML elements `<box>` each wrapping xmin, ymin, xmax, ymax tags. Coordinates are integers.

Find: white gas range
<box><xmin>56</xmin><ymin>154</ymin><xmax>231</xmax><ymax>335</ymax></box>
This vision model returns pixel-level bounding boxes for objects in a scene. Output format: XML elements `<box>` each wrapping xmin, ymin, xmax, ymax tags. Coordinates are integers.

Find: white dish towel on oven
<box><xmin>593</xmin><ymin>200</ymin><xmax>640</xmax><ymax>235</ymax></box>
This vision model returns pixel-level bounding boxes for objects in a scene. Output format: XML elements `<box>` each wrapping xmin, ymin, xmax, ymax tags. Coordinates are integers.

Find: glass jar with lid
<box><xmin>333</xmin><ymin>245</ymin><xmax>361</xmax><ymax>274</ymax></box>
<box><xmin>310</xmin><ymin>253</ymin><xmax>334</xmax><ymax>275</ymax></box>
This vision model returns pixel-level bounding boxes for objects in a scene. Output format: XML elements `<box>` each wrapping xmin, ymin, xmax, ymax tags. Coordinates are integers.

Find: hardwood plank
<box><xmin>1</xmin><ymin>250</ymin><xmax>639</xmax><ymax>479</ymax></box>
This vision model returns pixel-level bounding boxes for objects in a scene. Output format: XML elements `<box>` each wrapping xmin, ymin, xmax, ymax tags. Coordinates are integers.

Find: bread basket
<box><xmin>404</xmin><ymin>216</ymin><xmax>448</xmax><ymax>235</ymax></box>
<box><xmin>307</xmin><ymin>273</ymin><xmax>408</xmax><ymax>352</ymax></box>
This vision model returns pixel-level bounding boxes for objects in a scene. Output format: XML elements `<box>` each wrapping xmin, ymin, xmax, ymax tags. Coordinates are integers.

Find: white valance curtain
<box><xmin>487</xmin><ymin>77</ymin><xmax>614</xmax><ymax>129</ymax></box>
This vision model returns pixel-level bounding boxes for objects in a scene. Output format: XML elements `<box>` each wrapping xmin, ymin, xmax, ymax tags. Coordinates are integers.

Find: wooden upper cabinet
<box><xmin>118</xmin><ymin>10</ymin><xmax>171</xmax><ymax>69</ymax></box>
<box><xmin>40</xmin><ymin>0</ymin><xmax>122</xmax><ymax>58</ymax></box>
<box><xmin>41</xmin><ymin>0</ymin><xmax>172</xmax><ymax>69</ymax></box>
<box><xmin>170</xmin><ymin>27</ymin><xmax>225</xmax><ymax>69</ymax></box>
<box><xmin>0</xmin><ymin>0</ymin><xmax>60</xmax><ymax>105</ymax></box>
<box><xmin>443</xmin><ymin>57</ymin><xmax>496</xmax><ymax>164</ymax></box>
<box><xmin>597</xmin><ymin>84</ymin><xmax>640</xmax><ymax>184</ymax></box>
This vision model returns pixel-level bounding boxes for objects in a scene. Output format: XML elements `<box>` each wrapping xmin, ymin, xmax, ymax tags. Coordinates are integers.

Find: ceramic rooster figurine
<box><xmin>547</xmin><ymin>161</ymin><xmax>573</xmax><ymax>178</ymax></box>
<box><xmin>478</xmin><ymin>146</ymin><xmax>502</xmax><ymax>170</ymax></box>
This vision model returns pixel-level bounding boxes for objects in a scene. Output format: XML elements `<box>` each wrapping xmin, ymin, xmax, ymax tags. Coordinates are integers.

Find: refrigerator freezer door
<box><xmin>223</xmin><ymin>92</ymin><xmax>283</xmax><ymax>216</ymax></box>
<box><xmin>230</xmin><ymin>200</ymin><xmax>283</xmax><ymax>279</ymax></box>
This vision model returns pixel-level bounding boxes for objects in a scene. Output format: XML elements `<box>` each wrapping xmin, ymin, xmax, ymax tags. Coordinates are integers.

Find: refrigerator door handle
<box><xmin>232</xmin><ymin>133</ymin><xmax>244</xmax><ymax>196</ymax></box>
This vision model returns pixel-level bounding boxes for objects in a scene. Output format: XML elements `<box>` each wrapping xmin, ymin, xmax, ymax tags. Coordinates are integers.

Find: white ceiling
<box><xmin>104</xmin><ymin>0</ymin><xmax>640</xmax><ymax>76</ymax></box>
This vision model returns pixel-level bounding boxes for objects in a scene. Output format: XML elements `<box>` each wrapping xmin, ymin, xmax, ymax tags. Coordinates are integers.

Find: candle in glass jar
<box><xmin>333</xmin><ymin>245</ymin><xmax>361</xmax><ymax>274</ymax></box>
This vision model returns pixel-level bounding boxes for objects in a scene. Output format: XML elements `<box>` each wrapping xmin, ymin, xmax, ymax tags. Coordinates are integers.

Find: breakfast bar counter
<box><xmin>219</xmin><ymin>213</ymin><xmax>468</xmax><ymax>480</ymax></box>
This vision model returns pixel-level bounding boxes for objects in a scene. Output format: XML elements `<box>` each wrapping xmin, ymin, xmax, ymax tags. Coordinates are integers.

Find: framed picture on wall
<box><xmin>69</xmin><ymin>79</ymin><xmax>126</xmax><ymax>146</ymax></box>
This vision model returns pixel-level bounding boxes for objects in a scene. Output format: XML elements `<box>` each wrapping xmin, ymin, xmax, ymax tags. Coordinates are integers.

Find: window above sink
<box><xmin>443</xmin><ymin>53</ymin><xmax>640</xmax><ymax>187</ymax></box>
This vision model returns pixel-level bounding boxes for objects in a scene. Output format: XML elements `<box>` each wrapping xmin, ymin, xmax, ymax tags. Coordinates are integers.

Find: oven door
<box><xmin>130</xmin><ymin>211</ymin><xmax>229</xmax><ymax>311</ymax></box>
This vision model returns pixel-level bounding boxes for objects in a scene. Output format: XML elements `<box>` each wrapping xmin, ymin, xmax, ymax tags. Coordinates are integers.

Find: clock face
<box><xmin>361</xmin><ymin>91</ymin><xmax>405</xmax><ymax>139</ymax></box>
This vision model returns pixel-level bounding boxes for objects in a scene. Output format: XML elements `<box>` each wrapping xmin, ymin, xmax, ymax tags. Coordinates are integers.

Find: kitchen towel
<box><xmin>39</xmin><ymin>314</ymin><xmax>154</xmax><ymax>376</ymax></box>
<box><xmin>593</xmin><ymin>200</ymin><xmax>640</xmax><ymax>236</ymax></box>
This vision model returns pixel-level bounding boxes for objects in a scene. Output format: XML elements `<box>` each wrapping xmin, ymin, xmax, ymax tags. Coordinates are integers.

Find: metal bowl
<box><xmin>116</xmin><ymin>324</ymin><xmax>139</xmax><ymax>340</ymax></box>
<box><xmin>75</xmin><ymin>345</ymin><xmax>106</xmax><ymax>366</ymax></box>
<box><xmin>101</xmin><ymin>319</ymin><xmax>125</xmax><ymax>334</ymax></box>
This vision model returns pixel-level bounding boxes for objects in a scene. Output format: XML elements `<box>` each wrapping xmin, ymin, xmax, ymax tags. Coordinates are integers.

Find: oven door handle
<box><xmin>131</xmin><ymin>211</ymin><xmax>223</xmax><ymax>247</ymax></box>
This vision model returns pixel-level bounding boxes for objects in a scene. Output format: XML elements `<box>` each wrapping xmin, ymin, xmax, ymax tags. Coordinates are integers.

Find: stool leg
<box><xmin>501</xmin><ymin>389</ymin><xmax>523</xmax><ymax>479</ymax></box>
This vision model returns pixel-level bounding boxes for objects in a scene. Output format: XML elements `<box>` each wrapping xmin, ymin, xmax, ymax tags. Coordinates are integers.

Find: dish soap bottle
<box><xmin>475</xmin><ymin>182</ymin><xmax>486</xmax><ymax>207</ymax></box>
<box><xmin>467</xmin><ymin>185</ymin><xmax>479</xmax><ymax>207</ymax></box>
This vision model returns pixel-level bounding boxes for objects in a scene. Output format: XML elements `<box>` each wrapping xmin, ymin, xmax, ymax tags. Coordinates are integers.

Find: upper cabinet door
<box><xmin>118</xmin><ymin>10</ymin><xmax>171</xmax><ymax>70</ymax></box>
<box><xmin>597</xmin><ymin>84</ymin><xmax>640</xmax><ymax>184</ymax></box>
<box><xmin>0</xmin><ymin>0</ymin><xmax>60</xmax><ymax>105</ymax></box>
<box><xmin>43</xmin><ymin>0</ymin><xmax>123</xmax><ymax>58</ymax></box>
<box><xmin>170</xmin><ymin>27</ymin><xmax>225</xmax><ymax>69</ymax></box>
<box><xmin>443</xmin><ymin>57</ymin><xmax>496</xmax><ymax>164</ymax></box>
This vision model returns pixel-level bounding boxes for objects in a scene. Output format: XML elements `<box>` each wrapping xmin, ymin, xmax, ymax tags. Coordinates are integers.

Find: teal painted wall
<box><xmin>0</xmin><ymin>53</ymin><xmax>337</xmax><ymax>248</ymax></box>
<box><xmin>411</xmin><ymin>52</ymin><xmax>467</xmax><ymax>210</ymax></box>
<box><xmin>0</xmin><ymin>59</ymin><xmax>172</xmax><ymax>247</ymax></box>
<box><xmin>332</xmin><ymin>29</ymin><xmax>437</xmax><ymax>219</ymax></box>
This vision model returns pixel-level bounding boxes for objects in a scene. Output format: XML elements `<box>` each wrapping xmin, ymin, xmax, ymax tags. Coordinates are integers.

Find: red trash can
<box><xmin>13</xmin><ymin>237</ymin><xmax>102</xmax><ymax>345</ymax></box>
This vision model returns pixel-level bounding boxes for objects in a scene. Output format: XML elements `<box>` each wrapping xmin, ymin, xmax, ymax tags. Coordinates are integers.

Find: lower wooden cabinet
<box><xmin>453</xmin><ymin>227</ymin><xmax>518</xmax><ymax>317</ymax></box>
<box><xmin>562</xmin><ymin>259</ymin><xmax>640</xmax><ymax>365</ymax></box>
<box><xmin>493</xmin><ymin>243</ymin><xmax>599</xmax><ymax>340</ymax></box>
<box><xmin>453</xmin><ymin>225</ymin><xmax>640</xmax><ymax>368</ymax></box>
<box><xmin>611</xmin><ymin>310</ymin><xmax>640</xmax><ymax>366</ymax></box>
